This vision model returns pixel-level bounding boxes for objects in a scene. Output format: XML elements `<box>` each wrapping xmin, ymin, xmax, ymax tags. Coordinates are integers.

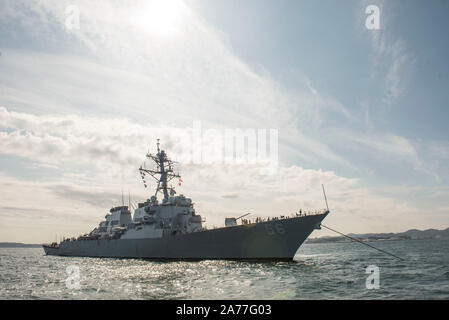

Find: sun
<box><xmin>134</xmin><ymin>0</ymin><xmax>185</xmax><ymax>36</ymax></box>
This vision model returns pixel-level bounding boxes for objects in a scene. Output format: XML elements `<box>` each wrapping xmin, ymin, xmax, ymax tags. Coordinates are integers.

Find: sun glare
<box><xmin>134</xmin><ymin>0</ymin><xmax>185</xmax><ymax>36</ymax></box>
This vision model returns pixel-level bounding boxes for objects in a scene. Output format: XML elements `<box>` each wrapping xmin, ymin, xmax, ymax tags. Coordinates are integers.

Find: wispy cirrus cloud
<box><xmin>357</xmin><ymin>0</ymin><xmax>413</xmax><ymax>105</ymax></box>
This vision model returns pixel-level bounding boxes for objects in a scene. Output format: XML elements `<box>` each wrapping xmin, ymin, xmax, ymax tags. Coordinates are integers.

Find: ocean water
<box><xmin>0</xmin><ymin>239</ymin><xmax>448</xmax><ymax>299</ymax></box>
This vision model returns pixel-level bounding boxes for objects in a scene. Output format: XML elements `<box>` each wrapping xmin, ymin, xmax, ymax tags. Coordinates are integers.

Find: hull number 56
<box><xmin>264</xmin><ymin>223</ymin><xmax>285</xmax><ymax>235</ymax></box>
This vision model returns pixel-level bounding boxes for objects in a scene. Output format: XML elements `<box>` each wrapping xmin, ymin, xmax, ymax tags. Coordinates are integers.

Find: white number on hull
<box><xmin>264</xmin><ymin>223</ymin><xmax>285</xmax><ymax>236</ymax></box>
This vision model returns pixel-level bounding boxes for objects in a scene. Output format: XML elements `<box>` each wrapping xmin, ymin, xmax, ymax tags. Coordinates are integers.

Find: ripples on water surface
<box><xmin>1</xmin><ymin>239</ymin><xmax>448</xmax><ymax>299</ymax></box>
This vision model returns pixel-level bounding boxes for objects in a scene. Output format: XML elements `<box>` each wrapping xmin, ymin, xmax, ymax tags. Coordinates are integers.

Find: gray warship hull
<box><xmin>43</xmin><ymin>213</ymin><xmax>327</xmax><ymax>260</ymax></box>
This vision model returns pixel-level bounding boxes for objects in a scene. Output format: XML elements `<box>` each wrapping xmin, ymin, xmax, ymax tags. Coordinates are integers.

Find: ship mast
<box><xmin>139</xmin><ymin>139</ymin><xmax>180</xmax><ymax>202</ymax></box>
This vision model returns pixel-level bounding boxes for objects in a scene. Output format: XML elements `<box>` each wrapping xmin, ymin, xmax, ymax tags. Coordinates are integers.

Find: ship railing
<box><xmin>238</xmin><ymin>209</ymin><xmax>329</xmax><ymax>225</ymax></box>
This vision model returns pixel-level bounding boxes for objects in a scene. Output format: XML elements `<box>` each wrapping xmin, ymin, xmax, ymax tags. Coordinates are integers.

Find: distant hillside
<box><xmin>0</xmin><ymin>242</ymin><xmax>41</xmax><ymax>248</ymax></box>
<box><xmin>307</xmin><ymin>227</ymin><xmax>449</xmax><ymax>244</ymax></box>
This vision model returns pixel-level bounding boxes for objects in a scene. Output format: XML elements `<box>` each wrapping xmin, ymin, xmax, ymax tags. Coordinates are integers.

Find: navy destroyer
<box><xmin>43</xmin><ymin>140</ymin><xmax>329</xmax><ymax>260</ymax></box>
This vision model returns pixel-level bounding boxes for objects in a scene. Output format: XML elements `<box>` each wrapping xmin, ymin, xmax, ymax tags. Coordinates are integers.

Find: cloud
<box><xmin>221</xmin><ymin>194</ymin><xmax>239</xmax><ymax>199</ymax></box>
<box><xmin>345</xmin><ymin>131</ymin><xmax>416</xmax><ymax>158</ymax></box>
<box><xmin>305</xmin><ymin>77</ymin><xmax>318</xmax><ymax>96</ymax></box>
<box><xmin>357</xmin><ymin>0</ymin><xmax>413</xmax><ymax>105</ymax></box>
<box><xmin>0</xmin><ymin>0</ymin><xmax>357</xmax><ymax>170</ymax></box>
<box><xmin>2</xmin><ymin>157</ymin><xmax>447</xmax><ymax>244</ymax></box>
<box><xmin>381</xmin><ymin>39</ymin><xmax>412</xmax><ymax>104</ymax></box>
<box><xmin>326</xmin><ymin>127</ymin><xmax>448</xmax><ymax>183</ymax></box>
<box><xmin>0</xmin><ymin>106</ymin><xmax>447</xmax><ymax>242</ymax></box>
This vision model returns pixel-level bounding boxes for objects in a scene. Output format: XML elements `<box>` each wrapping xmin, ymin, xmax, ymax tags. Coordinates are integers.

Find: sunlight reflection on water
<box><xmin>1</xmin><ymin>239</ymin><xmax>448</xmax><ymax>299</ymax></box>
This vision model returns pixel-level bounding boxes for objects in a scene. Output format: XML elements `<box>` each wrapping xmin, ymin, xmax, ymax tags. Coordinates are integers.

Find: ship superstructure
<box><xmin>81</xmin><ymin>140</ymin><xmax>203</xmax><ymax>242</ymax></box>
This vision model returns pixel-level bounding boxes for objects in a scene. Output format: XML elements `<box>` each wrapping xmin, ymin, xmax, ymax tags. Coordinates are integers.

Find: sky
<box><xmin>0</xmin><ymin>0</ymin><xmax>448</xmax><ymax>243</ymax></box>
